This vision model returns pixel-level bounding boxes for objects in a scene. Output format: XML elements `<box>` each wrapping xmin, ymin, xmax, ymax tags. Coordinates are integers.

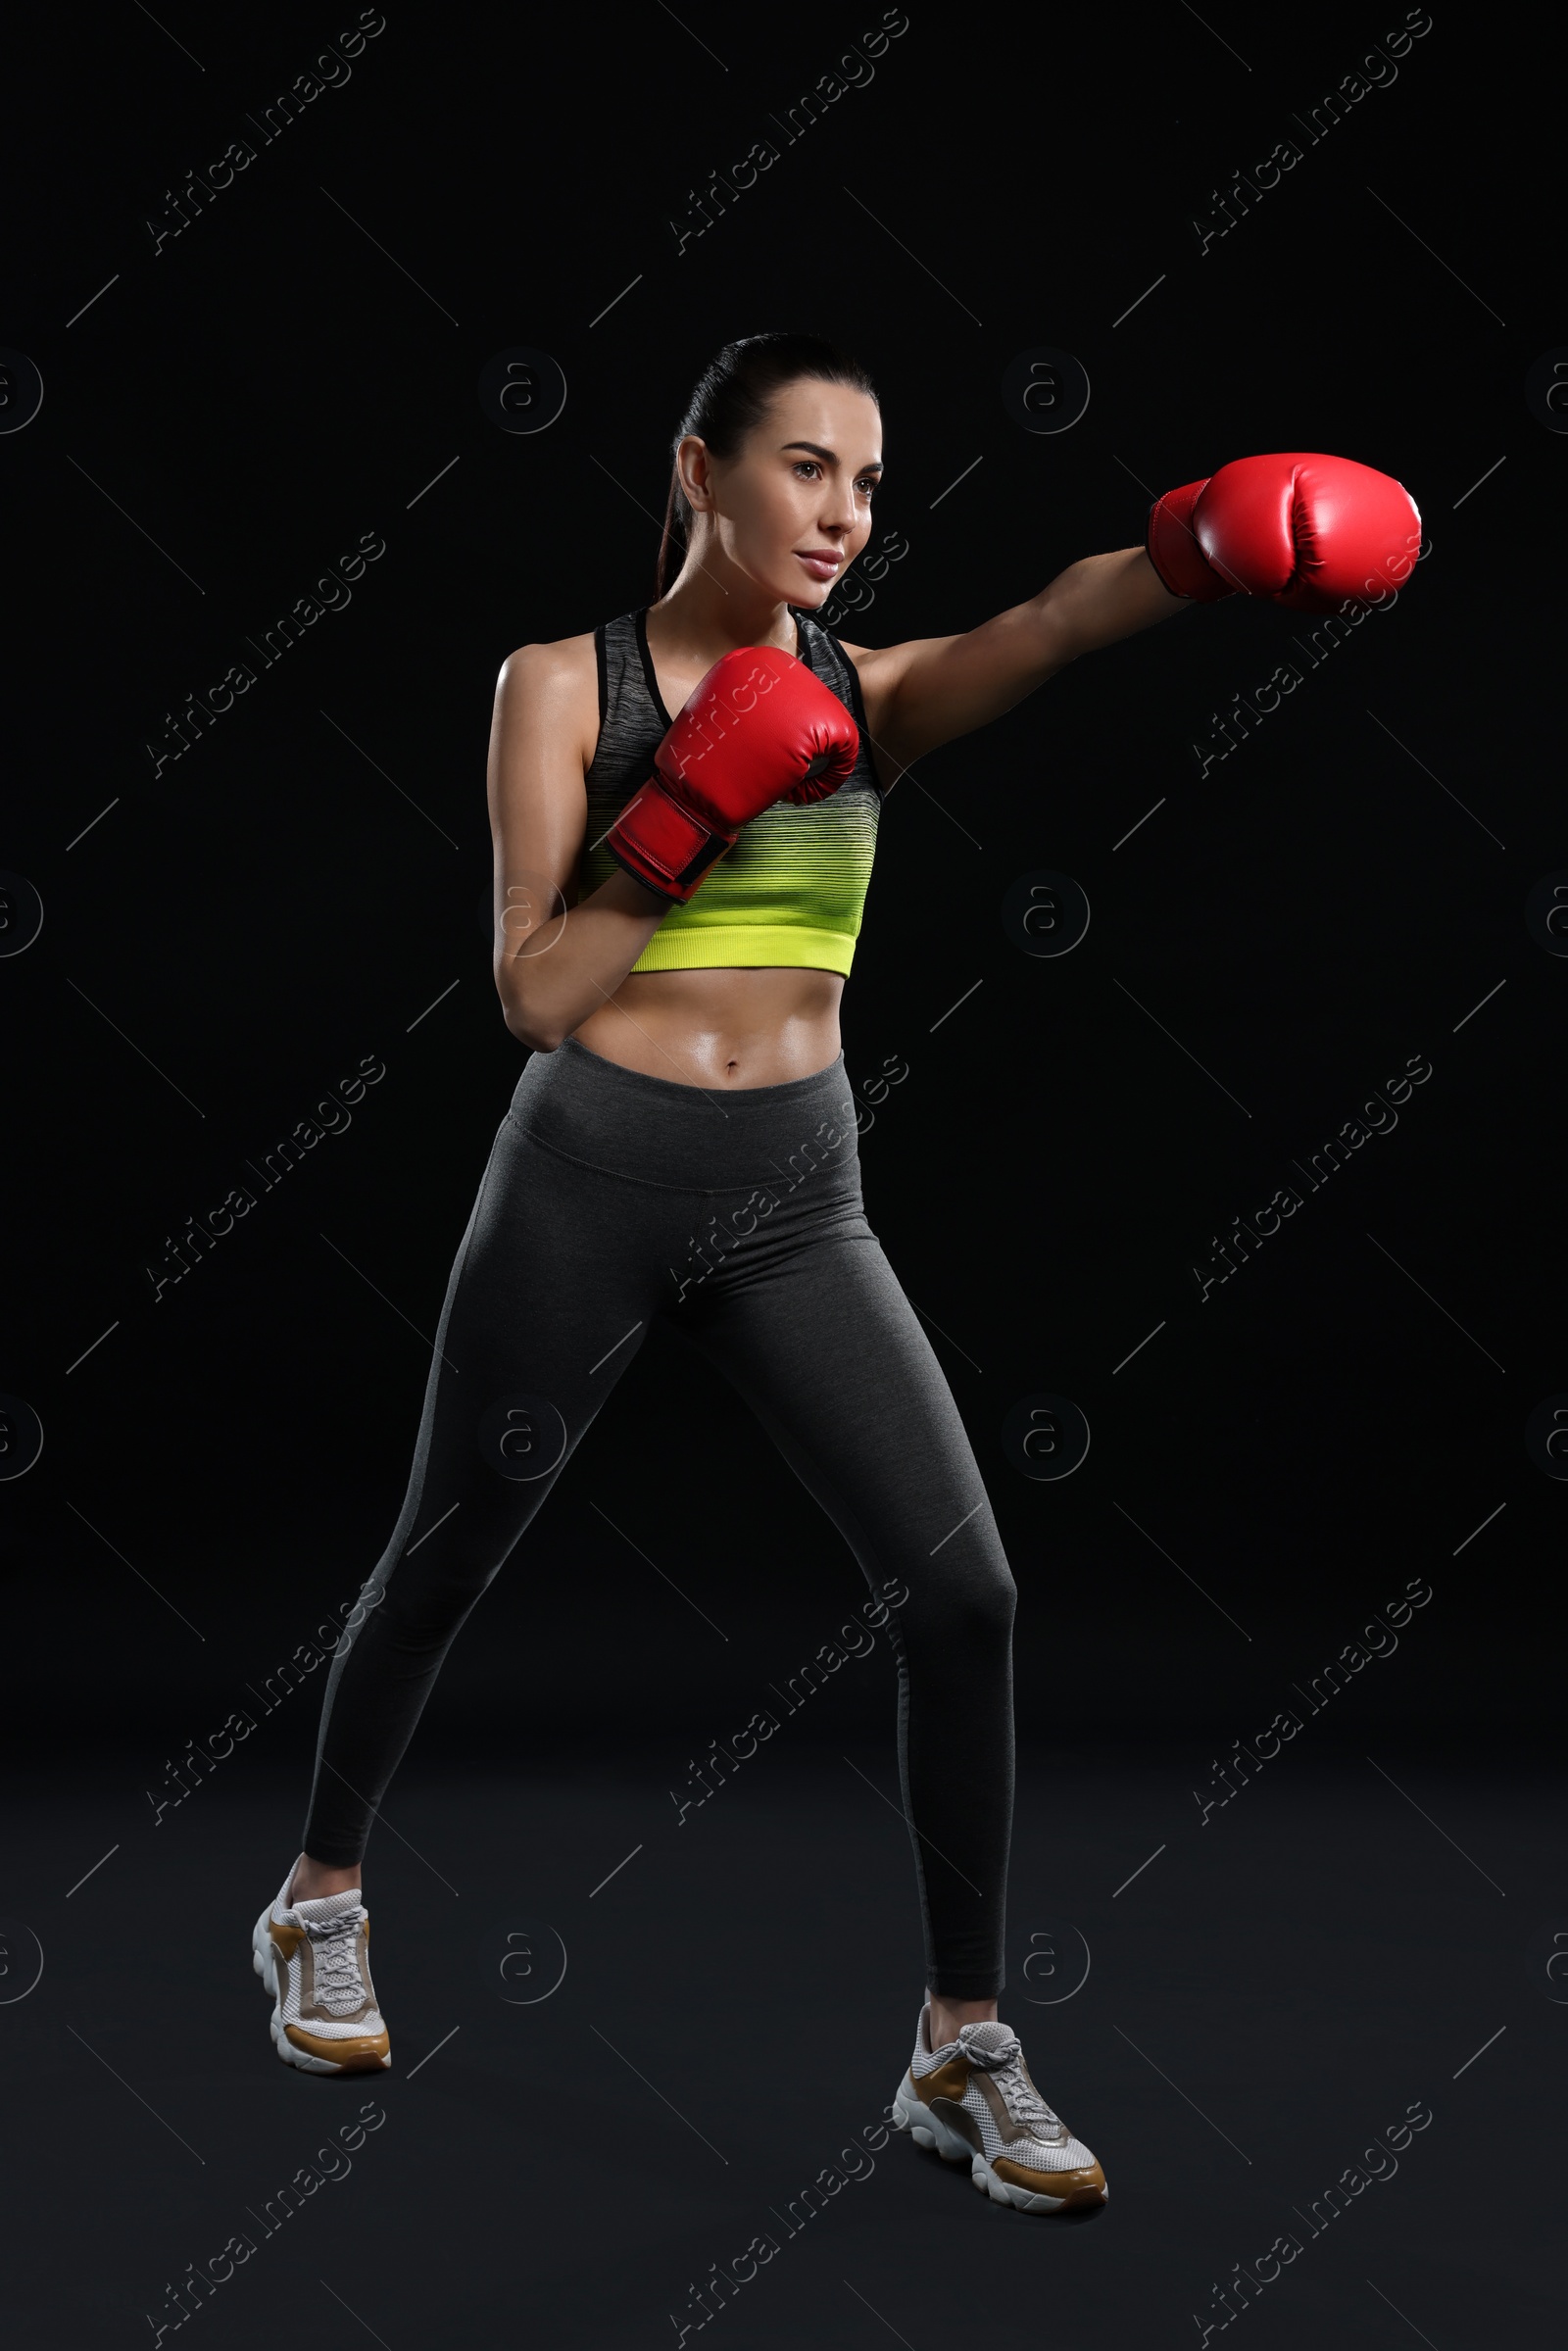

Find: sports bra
<box><xmin>577</xmin><ymin>606</ymin><xmax>884</xmax><ymax>976</ymax></box>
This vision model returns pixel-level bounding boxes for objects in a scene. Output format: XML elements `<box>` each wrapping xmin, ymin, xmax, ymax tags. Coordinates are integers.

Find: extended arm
<box><xmin>854</xmin><ymin>452</ymin><xmax>1423</xmax><ymax>783</ymax></box>
<box><xmin>855</xmin><ymin>548</ymin><xmax>1184</xmax><ymax>780</ymax></box>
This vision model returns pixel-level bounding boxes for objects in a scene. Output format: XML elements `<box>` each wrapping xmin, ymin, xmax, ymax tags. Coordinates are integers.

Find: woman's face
<box><xmin>680</xmin><ymin>377</ymin><xmax>883</xmax><ymax>608</ymax></box>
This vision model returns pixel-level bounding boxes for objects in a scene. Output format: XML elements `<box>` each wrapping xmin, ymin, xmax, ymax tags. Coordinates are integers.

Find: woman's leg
<box><xmin>679</xmin><ymin>1208</ymin><xmax>1017</xmax><ymax>2001</ymax></box>
<box><xmin>297</xmin><ymin>1105</ymin><xmax>668</xmax><ymax>1874</ymax></box>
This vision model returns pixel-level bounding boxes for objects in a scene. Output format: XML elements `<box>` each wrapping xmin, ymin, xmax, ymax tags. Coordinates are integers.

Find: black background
<box><xmin>3</xmin><ymin>3</ymin><xmax>1563</xmax><ymax>2346</ymax></box>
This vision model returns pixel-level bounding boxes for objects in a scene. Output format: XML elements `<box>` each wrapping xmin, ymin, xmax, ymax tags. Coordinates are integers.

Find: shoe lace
<box><xmin>956</xmin><ymin>2024</ymin><xmax>1065</xmax><ymax>2141</ymax></box>
<box><xmin>306</xmin><ymin>1909</ymin><xmax>368</xmax><ymax>2012</ymax></box>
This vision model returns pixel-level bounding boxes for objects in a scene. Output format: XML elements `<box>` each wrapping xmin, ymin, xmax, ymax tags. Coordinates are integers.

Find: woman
<box><xmin>252</xmin><ymin>332</ymin><xmax>1419</xmax><ymax>2216</ymax></box>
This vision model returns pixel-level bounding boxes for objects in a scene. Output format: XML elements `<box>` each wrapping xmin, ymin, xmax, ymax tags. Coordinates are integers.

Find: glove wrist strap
<box><xmin>1147</xmin><ymin>478</ymin><xmax>1236</xmax><ymax>602</ymax></box>
<box><xmin>605</xmin><ymin>775</ymin><xmax>735</xmax><ymax>906</ymax></box>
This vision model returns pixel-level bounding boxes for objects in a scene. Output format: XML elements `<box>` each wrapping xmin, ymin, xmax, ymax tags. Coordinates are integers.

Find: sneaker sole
<box><xmin>252</xmin><ymin>1907</ymin><xmax>391</xmax><ymax>2074</ymax></box>
<box><xmin>891</xmin><ymin>2080</ymin><xmax>1106</xmax><ymax>2213</ymax></box>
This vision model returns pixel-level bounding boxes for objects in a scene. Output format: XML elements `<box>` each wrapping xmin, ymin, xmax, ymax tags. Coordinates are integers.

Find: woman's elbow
<box><xmin>498</xmin><ymin>986</ymin><xmax>564</xmax><ymax>1053</ymax></box>
<box><xmin>505</xmin><ymin>1007</ymin><xmax>565</xmax><ymax>1053</ymax></box>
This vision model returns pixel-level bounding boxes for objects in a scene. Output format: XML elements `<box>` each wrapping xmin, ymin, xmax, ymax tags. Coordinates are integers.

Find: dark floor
<box><xmin>2</xmin><ymin>1739</ymin><xmax>1559</xmax><ymax>2348</ymax></box>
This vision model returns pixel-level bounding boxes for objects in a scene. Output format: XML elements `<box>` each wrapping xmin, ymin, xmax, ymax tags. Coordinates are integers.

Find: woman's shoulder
<box><xmin>494</xmin><ymin>629</ymin><xmax>602</xmax><ymax>775</ymax></box>
<box><xmin>499</xmin><ymin>627</ymin><xmax>598</xmax><ymax>692</ymax></box>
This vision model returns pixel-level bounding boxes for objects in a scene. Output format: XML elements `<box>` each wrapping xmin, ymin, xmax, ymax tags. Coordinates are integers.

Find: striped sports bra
<box><xmin>577</xmin><ymin>607</ymin><xmax>884</xmax><ymax>976</ymax></box>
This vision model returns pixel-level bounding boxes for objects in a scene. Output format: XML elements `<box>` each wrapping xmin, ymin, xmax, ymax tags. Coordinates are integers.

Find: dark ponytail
<box><xmin>654</xmin><ymin>331</ymin><xmax>878</xmax><ymax>599</ymax></box>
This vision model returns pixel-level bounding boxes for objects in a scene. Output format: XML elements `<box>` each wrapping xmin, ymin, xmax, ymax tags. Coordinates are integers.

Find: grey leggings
<box><xmin>302</xmin><ymin>1038</ymin><xmax>1017</xmax><ymax>1997</ymax></box>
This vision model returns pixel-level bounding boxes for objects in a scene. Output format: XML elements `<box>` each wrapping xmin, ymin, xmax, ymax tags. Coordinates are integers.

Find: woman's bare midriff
<box><xmin>569</xmin><ymin>965</ymin><xmax>845</xmax><ymax>1090</ymax></box>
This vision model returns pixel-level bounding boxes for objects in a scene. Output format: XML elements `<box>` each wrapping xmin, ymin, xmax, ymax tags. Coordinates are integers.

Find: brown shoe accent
<box><xmin>908</xmin><ymin>2054</ymin><xmax>973</xmax><ymax>2107</ymax></box>
<box><xmin>282</xmin><ymin>2021</ymin><xmax>391</xmax><ymax>2070</ymax></box>
<box><xmin>991</xmin><ymin>2152</ymin><xmax>1106</xmax><ymax>2206</ymax></box>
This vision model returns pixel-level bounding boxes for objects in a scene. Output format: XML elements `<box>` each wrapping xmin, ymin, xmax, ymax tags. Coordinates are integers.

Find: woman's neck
<box><xmin>650</xmin><ymin>557</ymin><xmax>797</xmax><ymax>661</ymax></box>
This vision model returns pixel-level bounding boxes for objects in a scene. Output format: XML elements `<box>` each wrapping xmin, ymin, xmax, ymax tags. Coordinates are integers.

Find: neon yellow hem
<box><xmin>629</xmin><ymin>924</ymin><xmax>858</xmax><ymax>976</ymax></box>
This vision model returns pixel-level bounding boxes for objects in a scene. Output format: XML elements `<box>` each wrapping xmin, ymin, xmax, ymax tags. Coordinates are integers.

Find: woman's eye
<box><xmin>793</xmin><ymin>461</ymin><xmax>877</xmax><ymax>493</ymax></box>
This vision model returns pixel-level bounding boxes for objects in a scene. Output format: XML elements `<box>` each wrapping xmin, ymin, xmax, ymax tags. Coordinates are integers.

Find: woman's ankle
<box><xmin>289</xmin><ymin>1852</ymin><xmax>364</xmax><ymax>1904</ymax></box>
<box><xmin>928</xmin><ymin>1991</ymin><xmax>998</xmax><ymax>2046</ymax></box>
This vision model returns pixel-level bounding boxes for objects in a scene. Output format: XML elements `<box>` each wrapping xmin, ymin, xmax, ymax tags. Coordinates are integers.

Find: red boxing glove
<box><xmin>607</xmin><ymin>648</ymin><xmax>858</xmax><ymax>904</ymax></box>
<box><xmin>1147</xmin><ymin>453</ymin><xmax>1422</xmax><ymax>614</ymax></box>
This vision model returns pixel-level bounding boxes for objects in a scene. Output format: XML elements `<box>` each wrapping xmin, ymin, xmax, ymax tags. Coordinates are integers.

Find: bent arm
<box><xmin>860</xmin><ymin>547</ymin><xmax>1188</xmax><ymax>779</ymax></box>
<box><xmin>486</xmin><ymin>641</ymin><xmax>667</xmax><ymax>1051</ymax></box>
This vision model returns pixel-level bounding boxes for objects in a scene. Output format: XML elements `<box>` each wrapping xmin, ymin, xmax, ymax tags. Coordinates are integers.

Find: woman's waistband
<box><xmin>507</xmin><ymin>1036</ymin><xmax>860</xmax><ymax>1192</ymax></box>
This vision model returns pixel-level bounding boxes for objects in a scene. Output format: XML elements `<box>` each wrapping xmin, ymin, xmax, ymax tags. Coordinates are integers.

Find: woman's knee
<box><xmin>910</xmin><ymin>1544</ymin><xmax>1017</xmax><ymax>1649</ymax></box>
<box><xmin>368</xmin><ymin>1541</ymin><xmax>511</xmax><ymax>1651</ymax></box>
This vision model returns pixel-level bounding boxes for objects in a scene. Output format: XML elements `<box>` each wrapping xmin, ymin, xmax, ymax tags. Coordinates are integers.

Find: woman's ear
<box><xmin>679</xmin><ymin>434</ymin><xmax>712</xmax><ymax>513</ymax></box>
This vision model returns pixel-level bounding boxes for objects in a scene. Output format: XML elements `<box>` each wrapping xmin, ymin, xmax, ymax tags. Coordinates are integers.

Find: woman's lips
<box><xmin>795</xmin><ymin>552</ymin><xmax>841</xmax><ymax>581</ymax></box>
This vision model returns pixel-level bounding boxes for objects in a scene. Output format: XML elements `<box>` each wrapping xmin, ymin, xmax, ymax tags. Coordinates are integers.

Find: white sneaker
<box><xmin>252</xmin><ymin>1855</ymin><xmax>391</xmax><ymax>2074</ymax></box>
<box><xmin>891</xmin><ymin>2004</ymin><xmax>1106</xmax><ymax>2211</ymax></box>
